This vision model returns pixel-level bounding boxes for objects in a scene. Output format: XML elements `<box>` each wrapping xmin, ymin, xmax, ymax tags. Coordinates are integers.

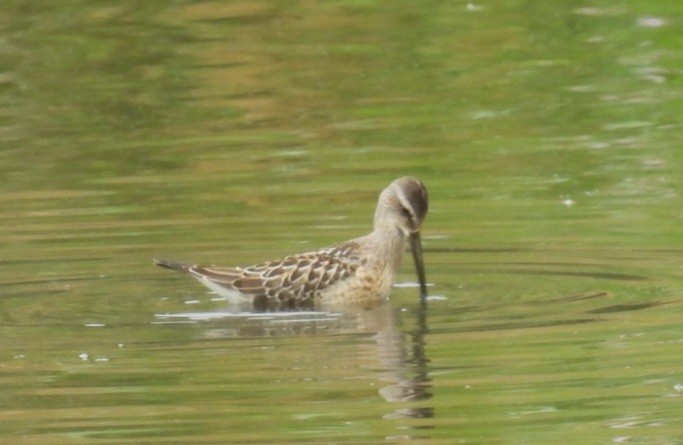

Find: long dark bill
<box><xmin>409</xmin><ymin>230</ymin><xmax>428</xmax><ymax>301</ymax></box>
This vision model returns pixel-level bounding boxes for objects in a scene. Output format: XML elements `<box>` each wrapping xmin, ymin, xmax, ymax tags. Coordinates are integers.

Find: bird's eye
<box><xmin>400</xmin><ymin>207</ymin><xmax>412</xmax><ymax>219</ymax></box>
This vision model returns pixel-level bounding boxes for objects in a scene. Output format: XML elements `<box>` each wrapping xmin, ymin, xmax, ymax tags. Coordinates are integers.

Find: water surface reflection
<box><xmin>155</xmin><ymin>300</ymin><xmax>434</xmax><ymax>427</ymax></box>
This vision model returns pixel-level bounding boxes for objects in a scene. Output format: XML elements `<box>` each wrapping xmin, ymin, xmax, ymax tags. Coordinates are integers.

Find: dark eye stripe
<box><xmin>401</xmin><ymin>205</ymin><xmax>413</xmax><ymax>216</ymax></box>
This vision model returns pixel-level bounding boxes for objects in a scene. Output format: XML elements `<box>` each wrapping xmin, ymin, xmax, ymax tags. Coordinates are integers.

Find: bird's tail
<box><xmin>153</xmin><ymin>258</ymin><xmax>193</xmax><ymax>273</ymax></box>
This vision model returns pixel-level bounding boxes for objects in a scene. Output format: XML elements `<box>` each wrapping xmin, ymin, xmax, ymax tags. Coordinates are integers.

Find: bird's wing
<box><xmin>189</xmin><ymin>243</ymin><xmax>361</xmax><ymax>307</ymax></box>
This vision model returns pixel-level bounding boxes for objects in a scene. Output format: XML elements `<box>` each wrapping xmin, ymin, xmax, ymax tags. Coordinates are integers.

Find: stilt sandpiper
<box><xmin>154</xmin><ymin>177</ymin><xmax>428</xmax><ymax>310</ymax></box>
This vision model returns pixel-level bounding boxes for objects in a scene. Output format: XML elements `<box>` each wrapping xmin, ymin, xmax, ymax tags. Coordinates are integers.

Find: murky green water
<box><xmin>1</xmin><ymin>1</ymin><xmax>682</xmax><ymax>444</ymax></box>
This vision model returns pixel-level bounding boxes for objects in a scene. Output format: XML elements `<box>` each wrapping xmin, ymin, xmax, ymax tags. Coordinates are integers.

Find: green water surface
<box><xmin>1</xmin><ymin>1</ymin><xmax>682</xmax><ymax>444</ymax></box>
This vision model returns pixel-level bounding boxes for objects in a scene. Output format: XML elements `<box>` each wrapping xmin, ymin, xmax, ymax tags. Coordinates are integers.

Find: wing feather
<box><xmin>159</xmin><ymin>240</ymin><xmax>364</xmax><ymax>308</ymax></box>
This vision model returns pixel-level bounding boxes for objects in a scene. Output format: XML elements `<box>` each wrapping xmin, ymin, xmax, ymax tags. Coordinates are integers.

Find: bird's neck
<box><xmin>369</xmin><ymin>223</ymin><xmax>407</xmax><ymax>273</ymax></box>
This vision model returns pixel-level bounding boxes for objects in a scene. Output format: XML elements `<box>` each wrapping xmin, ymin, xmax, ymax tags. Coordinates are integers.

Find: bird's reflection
<box><xmin>155</xmin><ymin>296</ymin><xmax>434</xmax><ymax>424</ymax></box>
<box><xmin>353</xmin><ymin>300</ymin><xmax>433</xmax><ymax>420</ymax></box>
